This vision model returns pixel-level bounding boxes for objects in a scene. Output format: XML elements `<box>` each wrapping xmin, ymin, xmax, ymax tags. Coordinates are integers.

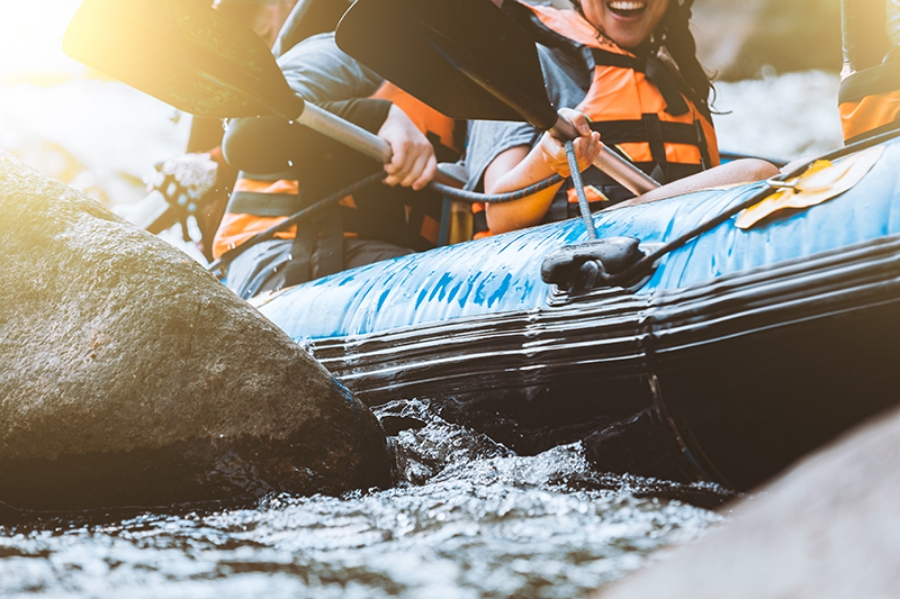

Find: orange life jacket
<box><xmin>473</xmin><ymin>2</ymin><xmax>718</xmax><ymax>238</ymax></box>
<box><xmin>838</xmin><ymin>58</ymin><xmax>900</xmax><ymax>144</ymax></box>
<box><xmin>212</xmin><ymin>81</ymin><xmax>460</xmax><ymax>261</ymax></box>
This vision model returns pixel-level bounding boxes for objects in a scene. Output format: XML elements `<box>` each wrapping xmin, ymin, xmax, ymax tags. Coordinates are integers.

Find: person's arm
<box><xmin>223</xmin><ymin>32</ymin><xmax>435</xmax><ymax>188</ymax></box>
<box><xmin>607</xmin><ymin>158</ymin><xmax>780</xmax><ymax>210</ymax></box>
<box><xmin>484</xmin><ymin>109</ymin><xmax>601</xmax><ymax>234</ymax></box>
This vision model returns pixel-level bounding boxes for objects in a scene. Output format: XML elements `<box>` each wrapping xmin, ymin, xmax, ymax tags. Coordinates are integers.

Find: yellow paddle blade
<box><xmin>736</xmin><ymin>145</ymin><xmax>886</xmax><ymax>229</ymax></box>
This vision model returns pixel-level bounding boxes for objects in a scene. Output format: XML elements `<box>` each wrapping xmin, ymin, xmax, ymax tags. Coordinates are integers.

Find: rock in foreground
<box><xmin>594</xmin><ymin>404</ymin><xmax>900</xmax><ymax>598</ymax></box>
<box><xmin>0</xmin><ymin>154</ymin><xmax>391</xmax><ymax>514</ymax></box>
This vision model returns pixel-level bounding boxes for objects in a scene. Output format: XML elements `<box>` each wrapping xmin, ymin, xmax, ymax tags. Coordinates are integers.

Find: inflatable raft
<box><xmin>251</xmin><ymin>132</ymin><xmax>900</xmax><ymax>491</ymax></box>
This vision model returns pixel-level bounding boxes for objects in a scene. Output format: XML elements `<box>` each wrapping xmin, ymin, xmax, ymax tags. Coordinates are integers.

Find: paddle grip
<box><xmin>296</xmin><ymin>102</ymin><xmax>394</xmax><ymax>164</ymax></box>
<box><xmin>550</xmin><ymin>114</ymin><xmax>660</xmax><ymax>196</ymax></box>
<box><xmin>296</xmin><ymin>102</ymin><xmax>465</xmax><ymax>187</ymax></box>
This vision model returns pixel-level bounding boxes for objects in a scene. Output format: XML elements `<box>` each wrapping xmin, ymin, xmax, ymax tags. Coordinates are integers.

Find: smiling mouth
<box><xmin>607</xmin><ymin>1</ymin><xmax>648</xmax><ymax>18</ymax></box>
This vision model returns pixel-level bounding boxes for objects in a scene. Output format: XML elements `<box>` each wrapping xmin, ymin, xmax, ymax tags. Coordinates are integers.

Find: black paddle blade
<box><xmin>273</xmin><ymin>0</ymin><xmax>352</xmax><ymax>57</ymax></box>
<box><xmin>335</xmin><ymin>0</ymin><xmax>556</xmax><ymax>127</ymax></box>
<box><xmin>63</xmin><ymin>0</ymin><xmax>304</xmax><ymax>119</ymax></box>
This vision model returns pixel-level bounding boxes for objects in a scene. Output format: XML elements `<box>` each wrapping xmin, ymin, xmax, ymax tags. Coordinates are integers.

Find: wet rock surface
<box><xmin>0</xmin><ymin>153</ymin><xmax>391</xmax><ymax>514</ymax></box>
<box><xmin>595</xmin><ymin>404</ymin><xmax>900</xmax><ymax>599</ymax></box>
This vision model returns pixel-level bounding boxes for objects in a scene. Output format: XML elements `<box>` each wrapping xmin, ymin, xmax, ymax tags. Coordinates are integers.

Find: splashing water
<box><xmin>0</xmin><ymin>400</ymin><xmax>729</xmax><ymax>598</ymax></box>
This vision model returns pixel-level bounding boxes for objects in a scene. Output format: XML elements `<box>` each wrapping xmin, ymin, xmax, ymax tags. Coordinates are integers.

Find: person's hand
<box><xmin>538</xmin><ymin>108</ymin><xmax>601</xmax><ymax>177</ymax></box>
<box><xmin>377</xmin><ymin>104</ymin><xmax>437</xmax><ymax>190</ymax></box>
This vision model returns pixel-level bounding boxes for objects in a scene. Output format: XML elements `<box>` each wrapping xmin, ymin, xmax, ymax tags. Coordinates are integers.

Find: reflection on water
<box><xmin>0</xmin><ymin>401</ymin><xmax>729</xmax><ymax>598</ymax></box>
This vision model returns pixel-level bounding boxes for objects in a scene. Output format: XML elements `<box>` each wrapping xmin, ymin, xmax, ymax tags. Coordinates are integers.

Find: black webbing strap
<box><xmin>642</xmin><ymin>114</ymin><xmax>669</xmax><ymax>183</ymax></box>
<box><xmin>644</xmin><ymin>57</ymin><xmax>690</xmax><ymax>116</ymax></box>
<box><xmin>281</xmin><ymin>216</ymin><xmax>319</xmax><ymax>288</ymax></box>
<box><xmin>280</xmin><ymin>201</ymin><xmax>344</xmax><ymax>286</ymax></box>
<box><xmin>316</xmin><ymin>206</ymin><xmax>344</xmax><ymax>277</ymax></box>
<box><xmin>589</xmin><ymin>119</ymin><xmax>703</xmax><ymax>145</ymax></box>
<box><xmin>695</xmin><ymin>120</ymin><xmax>712</xmax><ymax>170</ymax></box>
<box><xmin>226</xmin><ymin>190</ymin><xmax>313</xmax><ymax>217</ymax></box>
<box><xmin>225</xmin><ymin>169</ymin><xmax>308</xmax><ymax>216</ymax></box>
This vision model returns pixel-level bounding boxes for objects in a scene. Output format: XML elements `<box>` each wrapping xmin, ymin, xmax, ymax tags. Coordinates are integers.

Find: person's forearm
<box><xmin>484</xmin><ymin>145</ymin><xmax>563</xmax><ymax>234</ymax></box>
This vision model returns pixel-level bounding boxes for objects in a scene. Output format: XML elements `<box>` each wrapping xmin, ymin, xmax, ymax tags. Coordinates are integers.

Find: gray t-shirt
<box><xmin>464</xmin><ymin>45</ymin><xmax>589</xmax><ymax>191</ymax></box>
<box><xmin>278</xmin><ymin>32</ymin><xmax>385</xmax><ymax>103</ymax></box>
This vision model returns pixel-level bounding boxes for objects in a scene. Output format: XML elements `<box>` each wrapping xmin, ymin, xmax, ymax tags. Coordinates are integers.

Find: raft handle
<box><xmin>541</xmin><ymin>236</ymin><xmax>645</xmax><ymax>293</ymax></box>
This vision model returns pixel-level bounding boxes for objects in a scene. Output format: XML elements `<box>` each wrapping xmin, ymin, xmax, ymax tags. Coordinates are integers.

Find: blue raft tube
<box><xmin>247</xmin><ymin>131</ymin><xmax>900</xmax><ymax>492</ymax></box>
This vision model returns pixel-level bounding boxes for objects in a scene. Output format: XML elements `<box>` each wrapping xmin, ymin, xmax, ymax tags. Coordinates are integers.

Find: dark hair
<box><xmin>570</xmin><ymin>0</ymin><xmax>713</xmax><ymax>113</ymax></box>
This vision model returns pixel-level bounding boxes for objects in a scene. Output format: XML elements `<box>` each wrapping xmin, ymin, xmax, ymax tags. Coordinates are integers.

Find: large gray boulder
<box><xmin>594</xmin><ymin>404</ymin><xmax>900</xmax><ymax>598</ymax></box>
<box><xmin>0</xmin><ymin>153</ymin><xmax>392</xmax><ymax>514</ymax></box>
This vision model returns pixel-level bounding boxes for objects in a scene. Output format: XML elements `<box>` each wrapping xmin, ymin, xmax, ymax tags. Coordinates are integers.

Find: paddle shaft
<box><xmin>470</xmin><ymin>68</ymin><xmax>660</xmax><ymax>196</ymax></box>
<box><xmin>298</xmin><ymin>103</ymin><xmax>466</xmax><ymax>186</ymax></box>
<box><xmin>297</xmin><ymin>101</ymin><xmax>391</xmax><ymax>163</ymax></box>
<box><xmin>308</xmin><ymin>63</ymin><xmax>654</xmax><ymax>195</ymax></box>
<box><xmin>364</xmin><ymin>8</ymin><xmax>660</xmax><ymax>197</ymax></box>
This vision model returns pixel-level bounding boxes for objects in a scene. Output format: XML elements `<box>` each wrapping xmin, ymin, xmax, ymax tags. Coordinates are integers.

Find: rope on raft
<box><xmin>208</xmin><ymin>165</ymin><xmax>573</xmax><ymax>276</ymax></box>
<box><xmin>210</xmin><ymin>127</ymin><xmax>900</xmax><ymax>281</ymax></box>
<box><xmin>208</xmin><ymin>171</ymin><xmax>389</xmax><ymax>277</ymax></box>
<box><xmin>604</xmin><ymin>127</ymin><xmax>900</xmax><ymax>286</ymax></box>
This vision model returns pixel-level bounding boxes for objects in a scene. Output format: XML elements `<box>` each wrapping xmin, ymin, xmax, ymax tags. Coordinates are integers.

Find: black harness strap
<box><xmin>227</xmin><ymin>190</ymin><xmax>311</xmax><ymax>216</ymax></box>
<box><xmin>642</xmin><ymin>114</ymin><xmax>670</xmax><ymax>183</ymax></box>
<box><xmin>282</xmin><ymin>216</ymin><xmax>319</xmax><ymax>288</ymax></box>
<box><xmin>280</xmin><ymin>200</ymin><xmax>344</xmax><ymax>286</ymax></box>
<box><xmin>589</xmin><ymin>119</ymin><xmax>704</xmax><ymax>145</ymax></box>
<box><xmin>315</xmin><ymin>206</ymin><xmax>344</xmax><ymax>277</ymax></box>
<box><xmin>695</xmin><ymin>120</ymin><xmax>712</xmax><ymax>170</ymax></box>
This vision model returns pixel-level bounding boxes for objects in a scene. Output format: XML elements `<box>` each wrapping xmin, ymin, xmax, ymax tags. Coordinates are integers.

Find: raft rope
<box><xmin>603</xmin><ymin>126</ymin><xmax>900</xmax><ymax>286</ymax></box>
<box><xmin>208</xmin><ymin>160</ymin><xmax>574</xmax><ymax>276</ymax></box>
<box><xmin>210</xmin><ymin>126</ymin><xmax>900</xmax><ymax>281</ymax></box>
<box><xmin>208</xmin><ymin>171</ymin><xmax>388</xmax><ymax>277</ymax></box>
<box><xmin>565</xmin><ymin>140</ymin><xmax>600</xmax><ymax>239</ymax></box>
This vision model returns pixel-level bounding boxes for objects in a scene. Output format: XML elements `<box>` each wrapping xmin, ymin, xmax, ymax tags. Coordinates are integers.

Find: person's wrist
<box><xmin>539</xmin><ymin>137</ymin><xmax>571</xmax><ymax>177</ymax></box>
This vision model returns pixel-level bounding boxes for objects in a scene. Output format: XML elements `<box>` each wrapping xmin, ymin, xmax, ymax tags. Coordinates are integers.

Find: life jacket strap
<box><xmin>695</xmin><ymin>120</ymin><xmax>712</xmax><ymax>170</ymax></box>
<box><xmin>588</xmin><ymin>119</ymin><xmax>705</xmax><ymax>144</ymax></box>
<box><xmin>642</xmin><ymin>114</ymin><xmax>670</xmax><ymax>183</ymax></box>
<box><xmin>226</xmin><ymin>170</ymin><xmax>308</xmax><ymax>216</ymax></box>
<box><xmin>274</xmin><ymin>199</ymin><xmax>345</xmax><ymax>287</ymax></box>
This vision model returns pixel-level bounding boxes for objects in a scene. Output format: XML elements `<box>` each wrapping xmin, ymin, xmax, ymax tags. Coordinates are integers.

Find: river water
<box><xmin>0</xmin><ymin>4</ymin><xmax>844</xmax><ymax>593</ymax></box>
<box><xmin>0</xmin><ymin>400</ymin><xmax>732</xmax><ymax>598</ymax></box>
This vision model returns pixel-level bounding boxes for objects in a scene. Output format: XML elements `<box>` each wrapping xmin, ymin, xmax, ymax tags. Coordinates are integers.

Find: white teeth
<box><xmin>608</xmin><ymin>1</ymin><xmax>647</xmax><ymax>10</ymax></box>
